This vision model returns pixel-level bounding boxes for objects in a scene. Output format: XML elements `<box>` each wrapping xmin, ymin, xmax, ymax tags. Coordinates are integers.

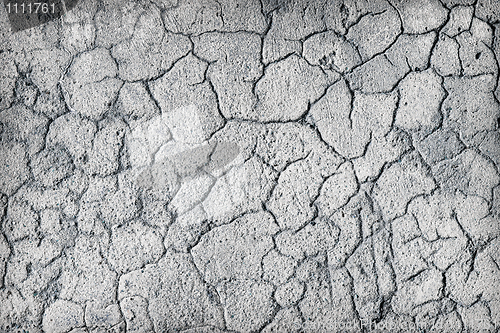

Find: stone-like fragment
<box><xmin>86</xmin><ymin>119</ymin><xmax>126</xmax><ymax>176</ymax></box>
<box><xmin>267</xmin><ymin>158</ymin><xmax>323</xmax><ymax>231</ymax></box>
<box><xmin>416</xmin><ymin>129</ymin><xmax>465</xmax><ymax>165</ymax></box>
<box><xmin>395</xmin><ymin>69</ymin><xmax>445</xmax><ymax>134</ymax></box>
<box><xmin>443</xmin><ymin>74</ymin><xmax>499</xmax><ymax>143</ymax></box>
<box><xmin>310</xmin><ymin>79</ymin><xmax>396</xmax><ymax>158</ymax></box>
<box><xmin>373</xmin><ymin>151</ymin><xmax>436</xmax><ymax>221</ymax></box>
<box><xmin>457</xmin><ymin>32</ymin><xmax>497</xmax><ymax>76</ymax></box>
<box><xmin>62</xmin><ymin>48</ymin><xmax>123</xmax><ymax>120</ymax></box>
<box><xmin>266</xmin><ymin>0</ymin><xmax>325</xmax><ymax>40</ymax></box>
<box><xmin>254</xmin><ymin>55</ymin><xmax>329</xmax><ymax>122</ymax></box>
<box><xmin>346</xmin><ymin>54</ymin><xmax>405</xmax><ymax>93</ymax></box>
<box><xmin>0</xmin><ymin>104</ymin><xmax>49</xmax><ymax>156</ymax></box>
<box><xmin>442</xmin><ymin>5</ymin><xmax>474</xmax><ymax>37</ymax></box>
<box><xmin>116</xmin><ymin>82</ymin><xmax>159</xmax><ymax>127</ymax></box>
<box><xmin>316</xmin><ymin>162</ymin><xmax>358</xmax><ymax>216</ymax></box>
<box><xmin>149</xmin><ymin>54</ymin><xmax>224</xmax><ymax>142</ymax></box>
<box><xmin>275</xmin><ymin>278</ymin><xmax>304</xmax><ymax>307</ymax></box>
<box><xmin>193</xmin><ymin>32</ymin><xmax>262</xmax><ymax>119</ymax></box>
<box><xmin>101</xmin><ymin>187</ymin><xmax>140</xmax><ymax>226</ymax></box>
<box><xmin>42</xmin><ymin>300</ymin><xmax>84</xmax><ymax>333</ymax></box>
<box><xmin>108</xmin><ymin>221</ymin><xmax>164</xmax><ymax>273</ymax></box>
<box><xmin>385</xmin><ymin>32</ymin><xmax>437</xmax><ymax>72</ymax></box>
<box><xmin>303</xmin><ymin>31</ymin><xmax>361</xmax><ymax>72</ymax></box>
<box><xmin>192</xmin><ymin>211</ymin><xmax>279</xmax><ymax>285</ymax></box>
<box><xmin>275</xmin><ymin>218</ymin><xmax>339</xmax><ymax>261</ymax></box>
<box><xmin>60</xmin><ymin>21</ymin><xmax>95</xmax><ymax>55</ymax></box>
<box><xmin>203</xmin><ymin>156</ymin><xmax>276</xmax><ymax>224</ymax></box>
<box><xmin>353</xmin><ymin>128</ymin><xmax>412</xmax><ymax>182</ymax></box>
<box><xmin>94</xmin><ymin>0</ymin><xmax>142</xmax><ymax>48</ymax></box>
<box><xmin>476</xmin><ymin>0</ymin><xmax>500</xmax><ymax>23</ymax></box>
<box><xmin>392</xmin><ymin>269</ymin><xmax>444</xmax><ymax>314</ymax></box>
<box><xmin>29</xmin><ymin>49</ymin><xmax>71</xmax><ymax>92</ymax></box>
<box><xmin>218</xmin><ymin>279</ymin><xmax>276</xmax><ymax>332</ymax></box>
<box><xmin>431</xmin><ymin>34</ymin><xmax>461</xmax><ymax>76</ymax></box>
<box><xmin>262</xmin><ymin>35</ymin><xmax>302</xmax><ymax>65</ymax></box>
<box><xmin>67</xmin><ymin>47</ymin><xmax>117</xmax><ymax>85</ymax></box>
<box><xmin>164</xmin><ymin>204</ymin><xmax>208</xmax><ymax>252</ymax></box>
<box><xmin>433</xmin><ymin>149</ymin><xmax>500</xmax><ymax>201</ymax></box>
<box><xmin>262</xmin><ymin>307</ymin><xmax>302</xmax><ymax>333</ymax></box>
<box><xmin>32</xmin><ymin>147</ymin><xmax>74</xmax><ymax>187</ymax></box>
<box><xmin>112</xmin><ymin>6</ymin><xmax>191</xmax><ymax>81</ymax></box>
<box><xmin>0</xmin><ymin>53</ymin><xmax>18</xmax><ymax>110</ymax></box>
<box><xmin>218</xmin><ymin>0</ymin><xmax>267</xmax><ymax>33</ymax></box>
<box><xmin>119</xmin><ymin>250</ymin><xmax>224</xmax><ymax>332</ymax></box>
<box><xmin>346</xmin><ymin>7</ymin><xmax>401</xmax><ymax>62</ymax></box>
<box><xmin>393</xmin><ymin>0</ymin><xmax>448</xmax><ymax>34</ymax></box>
<box><xmin>162</xmin><ymin>0</ymin><xmax>223</xmax><ymax>35</ymax></box>
<box><xmin>34</xmin><ymin>88</ymin><xmax>67</xmax><ymax>119</ymax></box>
<box><xmin>0</xmin><ymin>142</ymin><xmax>29</xmax><ymax>196</ymax></box>
<box><xmin>262</xmin><ymin>250</ymin><xmax>297</xmax><ymax>285</ymax></box>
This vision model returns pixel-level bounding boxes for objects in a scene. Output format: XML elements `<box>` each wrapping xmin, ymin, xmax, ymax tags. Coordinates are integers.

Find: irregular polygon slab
<box><xmin>193</xmin><ymin>32</ymin><xmax>262</xmax><ymax>119</ymax></box>
<box><xmin>32</xmin><ymin>147</ymin><xmax>74</xmax><ymax>188</ymax></box>
<box><xmin>217</xmin><ymin>279</ymin><xmax>276</xmax><ymax>332</ymax></box>
<box><xmin>203</xmin><ymin>157</ymin><xmax>277</xmax><ymax>225</ymax></box>
<box><xmin>191</xmin><ymin>211</ymin><xmax>279</xmax><ymax>285</ymax></box>
<box><xmin>310</xmin><ymin>79</ymin><xmax>396</xmax><ymax>158</ymax></box>
<box><xmin>28</xmin><ymin>48</ymin><xmax>72</xmax><ymax>92</ymax></box>
<box><xmin>0</xmin><ymin>104</ymin><xmax>49</xmax><ymax>156</ymax></box>
<box><xmin>346</xmin><ymin>54</ymin><xmax>405</xmax><ymax>93</ymax></box>
<box><xmin>315</xmin><ymin>162</ymin><xmax>358</xmax><ymax>216</ymax></box>
<box><xmin>385</xmin><ymin>32</ymin><xmax>437</xmax><ymax>72</ymax></box>
<box><xmin>373</xmin><ymin>151</ymin><xmax>436</xmax><ymax>221</ymax></box>
<box><xmin>0</xmin><ymin>142</ymin><xmax>29</xmax><ymax>196</ymax></box>
<box><xmin>476</xmin><ymin>0</ymin><xmax>500</xmax><ymax>23</ymax></box>
<box><xmin>441</xmin><ymin>5</ymin><xmax>474</xmax><ymax>37</ymax></box>
<box><xmin>353</xmin><ymin>128</ymin><xmax>412</xmax><ymax>182</ymax></box>
<box><xmin>457</xmin><ymin>31</ymin><xmax>498</xmax><ymax>76</ymax></box>
<box><xmin>116</xmin><ymin>82</ymin><xmax>160</xmax><ymax>127</ymax></box>
<box><xmin>266</xmin><ymin>0</ymin><xmax>326</xmax><ymax>40</ymax></box>
<box><xmin>218</xmin><ymin>0</ymin><xmax>267</xmax><ymax>33</ymax></box>
<box><xmin>395</xmin><ymin>69</ymin><xmax>445</xmax><ymax>134</ymax></box>
<box><xmin>431</xmin><ymin>34</ymin><xmax>461</xmax><ymax>76</ymax></box>
<box><xmin>392</xmin><ymin>0</ymin><xmax>448</xmax><ymax>34</ymax></box>
<box><xmin>479</xmin><ymin>130</ymin><xmax>500</xmax><ymax>168</ymax></box>
<box><xmin>162</xmin><ymin>0</ymin><xmax>223</xmax><ymax>35</ymax></box>
<box><xmin>118</xmin><ymin>250</ymin><xmax>224</xmax><ymax>332</ymax></box>
<box><xmin>149</xmin><ymin>54</ymin><xmax>224</xmax><ymax>142</ymax></box>
<box><xmin>442</xmin><ymin>74</ymin><xmax>499</xmax><ymax>143</ymax></box>
<box><xmin>111</xmin><ymin>6</ymin><xmax>191</xmax><ymax>81</ymax></box>
<box><xmin>267</xmin><ymin>158</ymin><xmax>323</xmax><ymax>231</ymax></box>
<box><xmin>433</xmin><ymin>149</ymin><xmax>500</xmax><ymax>201</ymax></box>
<box><xmin>303</xmin><ymin>31</ymin><xmax>361</xmax><ymax>73</ymax></box>
<box><xmin>0</xmin><ymin>52</ymin><xmax>17</xmax><ymax>110</ymax></box>
<box><xmin>392</xmin><ymin>269</ymin><xmax>443</xmax><ymax>314</ymax></box>
<box><xmin>108</xmin><ymin>221</ymin><xmax>164</xmax><ymax>273</ymax></box>
<box><xmin>42</xmin><ymin>300</ymin><xmax>84</xmax><ymax>333</ymax></box>
<box><xmin>416</xmin><ymin>129</ymin><xmax>465</xmax><ymax>165</ymax></box>
<box><xmin>346</xmin><ymin>7</ymin><xmax>401</xmax><ymax>62</ymax></box>
<box><xmin>262</xmin><ymin>249</ymin><xmax>298</xmax><ymax>285</ymax></box>
<box><xmin>254</xmin><ymin>55</ymin><xmax>329</xmax><ymax>122</ymax></box>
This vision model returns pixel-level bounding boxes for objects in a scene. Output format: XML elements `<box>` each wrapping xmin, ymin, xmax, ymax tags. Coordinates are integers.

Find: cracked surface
<box><xmin>0</xmin><ymin>0</ymin><xmax>500</xmax><ymax>332</ymax></box>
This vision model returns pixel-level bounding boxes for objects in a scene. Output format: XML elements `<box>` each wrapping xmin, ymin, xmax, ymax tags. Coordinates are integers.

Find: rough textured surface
<box><xmin>0</xmin><ymin>0</ymin><xmax>500</xmax><ymax>332</ymax></box>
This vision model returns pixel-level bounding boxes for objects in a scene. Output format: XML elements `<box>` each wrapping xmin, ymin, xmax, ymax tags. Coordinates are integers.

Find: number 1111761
<box><xmin>6</xmin><ymin>2</ymin><xmax>56</xmax><ymax>14</ymax></box>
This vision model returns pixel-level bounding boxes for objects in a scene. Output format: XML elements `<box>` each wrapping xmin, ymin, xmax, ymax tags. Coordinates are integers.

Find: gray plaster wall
<box><xmin>0</xmin><ymin>0</ymin><xmax>500</xmax><ymax>332</ymax></box>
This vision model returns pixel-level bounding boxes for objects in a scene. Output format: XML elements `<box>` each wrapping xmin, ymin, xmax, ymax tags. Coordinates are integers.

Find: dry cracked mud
<box><xmin>0</xmin><ymin>0</ymin><xmax>500</xmax><ymax>332</ymax></box>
